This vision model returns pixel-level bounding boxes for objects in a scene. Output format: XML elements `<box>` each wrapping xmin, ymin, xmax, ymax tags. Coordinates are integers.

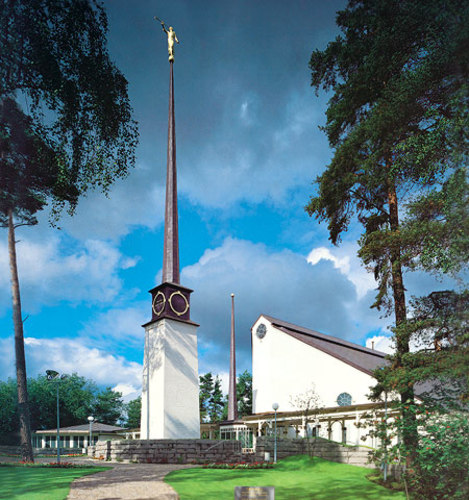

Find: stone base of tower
<box><xmin>140</xmin><ymin>318</ymin><xmax>200</xmax><ymax>439</ymax></box>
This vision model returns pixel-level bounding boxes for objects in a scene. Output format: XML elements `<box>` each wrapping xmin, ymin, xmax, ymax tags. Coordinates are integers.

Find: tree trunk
<box><xmin>8</xmin><ymin>209</ymin><xmax>34</xmax><ymax>462</ymax></box>
<box><xmin>387</xmin><ymin>180</ymin><xmax>418</xmax><ymax>467</ymax></box>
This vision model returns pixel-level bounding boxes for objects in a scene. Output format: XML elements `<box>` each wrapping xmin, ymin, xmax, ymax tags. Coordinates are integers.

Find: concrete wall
<box><xmin>141</xmin><ymin>318</ymin><xmax>200</xmax><ymax>439</ymax></box>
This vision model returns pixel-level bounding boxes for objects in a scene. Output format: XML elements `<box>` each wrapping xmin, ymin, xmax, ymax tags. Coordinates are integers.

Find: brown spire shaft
<box><xmin>228</xmin><ymin>293</ymin><xmax>238</xmax><ymax>421</ymax></box>
<box><xmin>162</xmin><ymin>61</ymin><xmax>180</xmax><ymax>284</ymax></box>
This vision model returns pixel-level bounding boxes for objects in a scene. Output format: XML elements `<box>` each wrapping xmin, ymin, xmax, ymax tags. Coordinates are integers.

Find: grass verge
<box><xmin>0</xmin><ymin>464</ymin><xmax>109</xmax><ymax>500</ymax></box>
<box><xmin>165</xmin><ymin>455</ymin><xmax>406</xmax><ymax>500</ymax></box>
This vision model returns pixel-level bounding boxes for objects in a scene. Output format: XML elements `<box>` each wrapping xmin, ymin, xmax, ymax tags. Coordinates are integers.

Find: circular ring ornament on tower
<box><xmin>169</xmin><ymin>290</ymin><xmax>189</xmax><ymax>316</ymax></box>
<box><xmin>152</xmin><ymin>291</ymin><xmax>166</xmax><ymax>316</ymax></box>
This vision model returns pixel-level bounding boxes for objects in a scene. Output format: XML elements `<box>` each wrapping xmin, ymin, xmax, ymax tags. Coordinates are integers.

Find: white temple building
<box><xmin>220</xmin><ymin>314</ymin><xmax>395</xmax><ymax>449</ymax></box>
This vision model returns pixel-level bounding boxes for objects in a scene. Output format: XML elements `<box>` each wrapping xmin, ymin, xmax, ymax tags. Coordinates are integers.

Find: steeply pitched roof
<box><xmin>261</xmin><ymin>314</ymin><xmax>387</xmax><ymax>376</ymax></box>
<box><xmin>36</xmin><ymin>422</ymin><xmax>125</xmax><ymax>434</ymax></box>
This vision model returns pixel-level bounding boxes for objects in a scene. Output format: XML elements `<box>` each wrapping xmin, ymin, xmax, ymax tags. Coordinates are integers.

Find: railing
<box><xmin>204</xmin><ymin>440</ymin><xmax>234</xmax><ymax>452</ymax></box>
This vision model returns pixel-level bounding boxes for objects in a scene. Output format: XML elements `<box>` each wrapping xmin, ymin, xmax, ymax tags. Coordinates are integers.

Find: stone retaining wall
<box><xmin>0</xmin><ymin>445</ymin><xmax>77</xmax><ymax>456</ymax></box>
<box><xmin>255</xmin><ymin>437</ymin><xmax>374</xmax><ymax>468</ymax></box>
<box><xmin>0</xmin><ymin>445</ymin><xmax>21</xmax><ymax>455</ymax></box>
<box><xmin>89</xmin><ymin>437</ymin><xmax>374</xmax><ymax>468</ymax></box>
<box><xmin>89</xmin><ymin>439</ymin><xmax>259</xmax><ymax>464</ymax></box>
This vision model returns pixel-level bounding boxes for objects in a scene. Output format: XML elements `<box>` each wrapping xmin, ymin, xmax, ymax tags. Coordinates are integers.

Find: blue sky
<box><xmin>0</xmin><ymin>0</ymin><xmax>454</xmax><ymax>401</ymax></box>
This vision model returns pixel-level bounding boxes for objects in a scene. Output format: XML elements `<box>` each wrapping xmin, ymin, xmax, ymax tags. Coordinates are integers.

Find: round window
<box><xmin>337</xmin><ymin>392</ymin><xmax>352</xmax><ymax>406</ymax></box>
<box><xmin>256</xmin><ymin>323</ymin><xmax>267</xmax><ymax>339</ymax></box>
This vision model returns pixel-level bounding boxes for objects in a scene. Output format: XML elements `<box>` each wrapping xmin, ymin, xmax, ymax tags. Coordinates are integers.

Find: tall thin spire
<box><xmin>228</xmin><ymin>293</ymin><xmax>238</xmax><ymax>421</ymax></box>
<box><xmin>162</xmin><ymin>61</ymin><xmax>180</xmax><ymax>284</ymax></box>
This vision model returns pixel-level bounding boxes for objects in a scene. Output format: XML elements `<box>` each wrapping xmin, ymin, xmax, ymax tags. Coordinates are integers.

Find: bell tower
<box><xmin>140</xmin><ymin>23</ymin><xmax>200</xmax><ymax>439</ymax></box>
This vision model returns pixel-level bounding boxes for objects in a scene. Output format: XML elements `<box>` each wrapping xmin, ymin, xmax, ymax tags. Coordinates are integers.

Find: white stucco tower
<box><xmin>140</xmin><ymin>47</ymin><xmax>200</xmax><ymax>439</ymax></box>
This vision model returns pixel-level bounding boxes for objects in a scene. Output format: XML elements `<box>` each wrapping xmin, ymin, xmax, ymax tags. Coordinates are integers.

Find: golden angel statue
<box><xmin>155</xmin><ymin>17</ymin><xmax>179</xmax><ymax>62</ymax></box>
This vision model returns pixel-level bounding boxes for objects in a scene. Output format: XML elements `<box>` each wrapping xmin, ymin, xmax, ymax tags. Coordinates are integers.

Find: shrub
<box><xmin>406</xmin><ymin>412</ymin><xmax>469</xmax><ymax>499</ymax></box>
<box><xmin>364</xmin><ymin>403</ymin><xmax>469</xmax><ymax>499</ymax></box>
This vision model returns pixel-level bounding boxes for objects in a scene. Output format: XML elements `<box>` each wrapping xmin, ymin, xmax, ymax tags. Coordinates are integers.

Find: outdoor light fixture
<box><xmin>272</xmin><ymin>402</ymin><xmax>279</xmax><ymax>463</ymax></box>
<box><xmin>87</xmin><ymin>416</ymin><xmax>95</xmax><ymax>450</ymax></box>
<box><xmin>46</xmin><ymin>370</ymin><xmax>67</xmax><ymax>464</ymax></box>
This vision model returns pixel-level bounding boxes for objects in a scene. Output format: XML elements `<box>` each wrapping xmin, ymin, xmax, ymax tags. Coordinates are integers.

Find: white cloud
<box><xmin>217</xmin><ymin>371</ymin><xmax>229</xmax><ymax>397</ymax></box>
<box><xmin>240</xmin><ymin>101</ymin><xmax>250</xmax><ymax>122</ymax></box>
<box><xmin>366</xmin><ymin>335</ymin><xmax>395</xmax><ymax>354</ymax></box>
<box><xmin>78</xmin><ymin>304</ymin><xmax>147</xmax><ymax>349</ymax></box>
<box><xmin>181</xmin><ymin>237</ymin><xmax>386</xmax><ymax>376</ymax></box>
<box><xmin>113</xmin><ymin>383</ymin><xmax>140</xmax><ymax>403</ymax></box>
<box><xmin>307</xmin><ymin>244</ymin><xmax>377</xmax><ymax>299</ymax></box>
<box><xmin>365</xmin><ymin>327</ymin><xmax>441</xmax><ymax>355</ymax></box>
<box><xmin>179</xmin><ymin>86</ymin><xmax>330</xmax><ymax>209</ymax></box>
<box><xmin>0</xmin><ymin>234</ymin><xmax>137</xmax><ymax>314</ymax></box>
<box><xmin>0</xmin><ymin>336</ymin><xmax>142</xmax><ymax>390</ymax></box>
<box><xmin>25</xmin><ymin>337</ymin><xmax>141</xmax><ymax>387</ymax></box>
<box><xmin>308</xmin><ymin>247</ymin><xmax>350</xmax><ymax>272</ymax></box>
<box><xmin>38</xmin><ymin>163</ymin><xmax>166</xmax><ymax>241</ymax></box>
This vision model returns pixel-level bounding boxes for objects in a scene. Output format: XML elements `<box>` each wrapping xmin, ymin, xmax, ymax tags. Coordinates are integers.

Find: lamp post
<box><xmin>272</xmin><ymin>402</ymin><xmax>279</xmax><ymax>463</ymax></box>
<box><xmin>46</xmin><ymin>370</ymin><xmax>67</xmax><ymax>464</ymax></box>
<box><xmin>87</xmin><ymin>416</ymin><xmax>94</xmax><ymax>450</ymax></box>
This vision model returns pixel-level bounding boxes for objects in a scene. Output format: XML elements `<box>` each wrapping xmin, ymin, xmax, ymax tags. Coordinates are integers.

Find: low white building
<box><xmin>32</xmin><ymin>422</ymin><xmax>126</xmax><ymax>450</ymax></box>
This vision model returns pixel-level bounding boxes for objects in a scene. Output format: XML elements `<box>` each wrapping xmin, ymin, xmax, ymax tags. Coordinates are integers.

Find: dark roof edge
<box><xmin>262</xmin><ymin>314</ymin><xmax>387</xmax><ymax>358</ymax></box>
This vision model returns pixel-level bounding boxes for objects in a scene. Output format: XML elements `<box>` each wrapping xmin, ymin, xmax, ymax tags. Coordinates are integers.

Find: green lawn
<box><xmin>165</xmin><ymin>455</ymin><xmax>406</xmax><ymax>500</ymax></box>
<box><xmin>0</xmin><ymin>465</ymin><xmax>109</xmax><ymax>500</ymax></box>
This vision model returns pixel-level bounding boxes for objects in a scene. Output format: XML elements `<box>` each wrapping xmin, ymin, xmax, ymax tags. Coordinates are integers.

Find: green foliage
<box><xmin>307</xmin><ymin>0</ymin><xmax>469</xmax><ymax>479</ymax></box>
<box><xmin>208</xmin><ymin>376</ymin><xmax>224</xmax><ymax>423</ymax></box>
<box><xmin>364</xmin><ymin>403</ymin><xmax>469</xmax><ymax>500</ymax></box>
<box><xmin>0</xmin><ymin>374</ymin><xmax>125</xmax><ymax>444</ymax></box>
<box><xmin>0</xmin><ymin>0</ymin><xmax>138</xmax><ymax>225</ymax></box>
<box><xmin>403</xmin><ymin>168</ymin><xmax>469</xmax><ymax>276</ymax></box>
<box><xmin>307</xmin><ymin>0</ymin><xmax>468</xmax><ymax>312</ymax></box>
<box><xmin>199</xmin><ymin>372</ymin><xmax>214</xmax><ymax>422</ymax></box>
<box><xmin>0</xmin><ymin>98</ymin><xmax>66</xmax><ymax>227</ymax></box>
<box><xmin>0</xmin><ymin>379</ymin><xmax>19</xmax><ymax>445</ymax></box>
<box><xmin>125</xmin><ymin>397</ymin><xmax>141</xmax><ymax>429</ymax></box>
<box><xmin>93</xmin><ymin>387</ymin><xmax>124</xmax><ymax>425</ymax></box>
<box><xmin>0</xmin><ymin>0</ymin><xmax>138</xmax><ymax>462</ymax></box>
<box><xmin>371</xmin><ymin>290</ymin><xmax>469</xmax><ymax>405</ymax></box>
<box><xmin>236</xmin><ymin>370</ymin><xmax>252</xmax><ymax>417</ymax></box>
<box><xmin>29</xmin><ymin>374</ymin><xmax>97</xmax><ymax>431</ymax></box>
<box><xmin>199</xmin><ymin>371</ymin><xmax>253</xmax><ymax>422</ymax></box>
<box><xmin>407</xmin><ymin>411</ymin><xmax>469</xmax><ymax>499</ymax></box>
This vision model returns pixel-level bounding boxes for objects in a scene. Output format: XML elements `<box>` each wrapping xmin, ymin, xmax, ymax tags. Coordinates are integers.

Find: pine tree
<box><xmin>307</xmin><ymin>0</ymin><xmax>468</xmax><ymax>465</ymax></box>
<box><xmin>209</xmin><ymin>376</ymin><xmax>225</xmax><ymax>423</ymax></box>
<box><xmin>199</xmin><ymin>373</ymin><xmax>214</xmax><ymax>422</ymax></box>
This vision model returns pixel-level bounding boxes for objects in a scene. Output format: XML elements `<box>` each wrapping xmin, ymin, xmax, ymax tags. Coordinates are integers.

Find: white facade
<box><xmin>141</xmin><ymin>317</ymin><xmax>200</xmax><ymax>439</ymax></box>
<box><xmin>252</xmin><ymin>317</ymin><xmax>377</xmax><ymax>413</ymax></box>
<box><xmin>248</xmin><ymin>315</ymin><xmax>389</xmax><ymax>447</ymax></box>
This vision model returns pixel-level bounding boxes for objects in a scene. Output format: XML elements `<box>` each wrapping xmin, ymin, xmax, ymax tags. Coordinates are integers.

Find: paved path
<box><xmin>67</xmin><ymin>462</ymin><xmax>193</xmax><ymax>500</ymax></box>
<box><xmin>0</xmin><ymin>455</ymin><xmax>191</xmax><ymax>499</ymax></box>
